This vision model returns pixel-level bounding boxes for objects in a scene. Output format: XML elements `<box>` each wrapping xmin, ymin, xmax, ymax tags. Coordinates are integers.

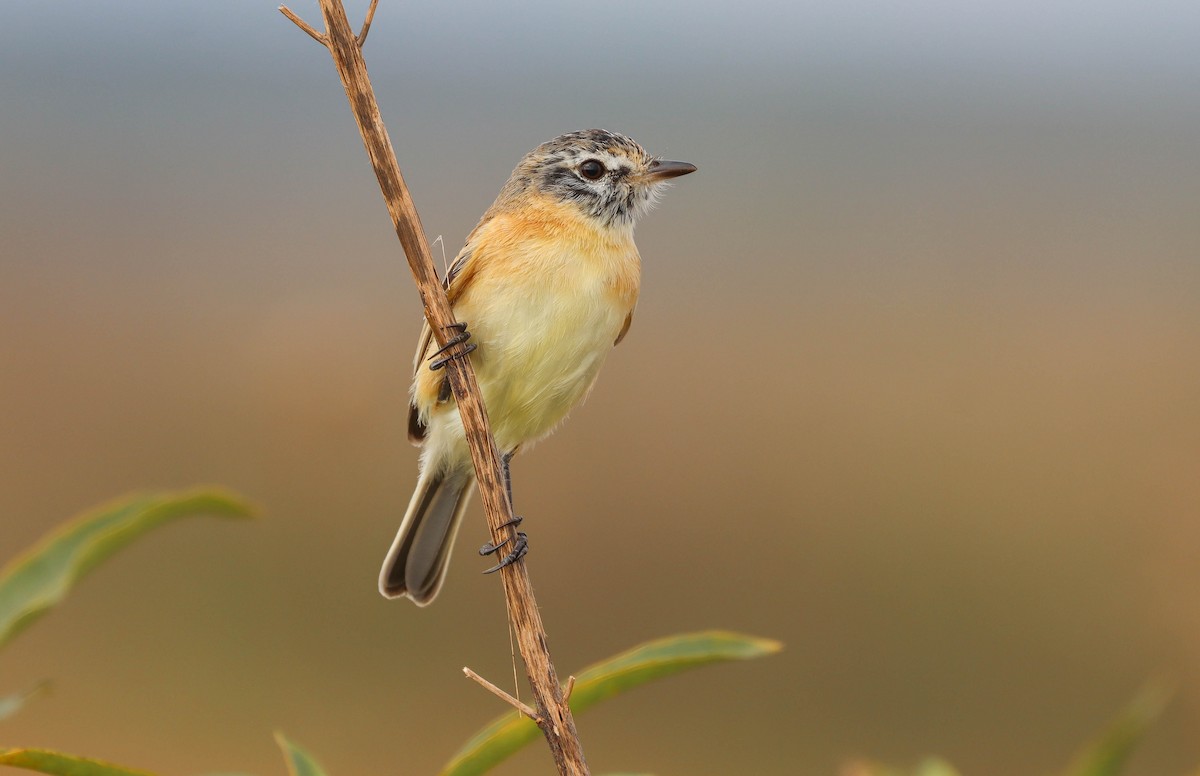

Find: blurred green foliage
<box><xmin>0</xmin><ymin>489</ymin><xmax>255</xmax><ymax>651</ymax></box>
<box><xmin>1063</xmin><ymin>682</ymin><xmax>1173</xmax><ymax>776</ymax></box>
<box><xmin>275</xmin><ymin>733</ymin><xmax>329</xmax><ymax>776</ymax></box>
<box><xmin>0</xmin><ymin>492</ymin><xmax>1188</xmax><ymax>776</ymax></box>
<box><xmin>0</xmin><ymin>748</ymin><xmax>157</xmax><ymax>776</ymax></box>
<box><xmin>440</xmin><ymin>631</ymin><xmax>782</xmax><ymax>776</ymax></box>
<box><xmin>842</xmin><ymin>758</ymin><xmax>962</xmax><ymax>776</ymax></box>
<box><xmin>847</xmin><ymin>683</ymin><xmax>1174</xmax><ymax>776</ymax></box>
<box><xmin>0</xmin><ymin>488</ymin><xmax>255</xmax><ymax>776</ymax></box>
<box><xmin>0</xmin><ymin>490</ymin><xmax>779</xmax><ymax>776</ymax></box>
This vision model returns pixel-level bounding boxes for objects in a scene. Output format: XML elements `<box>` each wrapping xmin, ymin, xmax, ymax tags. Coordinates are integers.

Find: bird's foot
<box><xmin>479</xmin><ymin>515</ymin><xmax>528</xmax><ymax>573</ymax></box>
<box><xmin>429</xmin><ymin>322</ymin><xmax>476</xmax><ymax>370</ymax></box>
<box><xmin>478</xmin><ymin>515</ymin><xmax>523</xmax><ymax>555</ymax></box>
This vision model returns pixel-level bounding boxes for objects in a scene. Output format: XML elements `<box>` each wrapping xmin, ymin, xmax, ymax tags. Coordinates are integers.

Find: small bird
<box><xmin>379</xmin><ymin>129</ymin><xmax>696</xmax><ymax>605</ymax></box>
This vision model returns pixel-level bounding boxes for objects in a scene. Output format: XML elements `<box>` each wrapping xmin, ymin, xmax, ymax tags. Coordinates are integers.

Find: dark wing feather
<box><xmin>407</xmin><ymin>247</ymin><xmax>474</xmax><ymax>444</ymax></box>
<box><xmin>614</xmin><ymin>310</ymin><xmax>634</xmax><ymax>346</ymax></box>
<box><xmin>443</xmin><ymin>249</ymin><xmax>471</xmax><ymax>289</ymax></box>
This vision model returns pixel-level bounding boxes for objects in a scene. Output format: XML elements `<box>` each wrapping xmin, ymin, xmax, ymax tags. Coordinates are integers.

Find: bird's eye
<box><xmin>578</xmin><ymin>160</ymin><xmax>606</xmax><ymax>181</ymax></box>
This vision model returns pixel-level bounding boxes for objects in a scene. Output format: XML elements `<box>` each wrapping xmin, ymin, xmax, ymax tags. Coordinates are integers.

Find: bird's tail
<box><xmin>378</xmin><ymin>468</ymin><xmax>476</xmax><ymax>605</ymax></box>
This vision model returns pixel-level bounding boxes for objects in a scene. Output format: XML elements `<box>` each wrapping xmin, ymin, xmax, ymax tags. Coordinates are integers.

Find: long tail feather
<box><xmin>378</xmin><ymin>469</ymin><xmax>475</xmax><ymax>605</ymax></box>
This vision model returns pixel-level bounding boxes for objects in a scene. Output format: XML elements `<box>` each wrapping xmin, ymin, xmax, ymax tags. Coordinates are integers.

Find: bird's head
<box><xmin>496</xmin><ymin>129</ymin><xmax>696</xmax><ymax>229</ymax></box>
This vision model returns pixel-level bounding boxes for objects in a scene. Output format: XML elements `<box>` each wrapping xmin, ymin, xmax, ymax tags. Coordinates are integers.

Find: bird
<box><xmin>379</xmin><ymin>129</ymin><xmax>696</xmax><ymax>605</ymax></box>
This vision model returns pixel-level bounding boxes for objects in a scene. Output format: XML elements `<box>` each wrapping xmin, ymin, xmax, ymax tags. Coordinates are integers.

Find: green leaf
<box><xmin>439</xmin><ymin>631</ymin><xmax>782</xmax><ymax>776</ymax></box>
<box><xmin>0</xmin><ymin>748</ymin><xmax>158</xmax><ymax>775</ymax></box>
<box><xmin>0</xmin><ymin>681</ymin><xmax>51</xmax><ymax>722</ymax></box>
<box><xmin>1063</xmin><ymin>681</ymin><xmax>1172</xmax><ymax>776</ymax></box>
<box><xmin>913</xmin><ymin>758</ymin><xmax>962</xmax><ymax>776</ymax></box>
<box><xmin>275</xmin><ymin>732</ymin><xmax>330</xmax><ymax>776</ymax></box>
<box><xmin>0</xmin><ymin>488</ymin><xmax>256</xmax><ymax>651</ymax></box>
<box><xmin>841</xmin><ymin>759</ymin><xmax>960</xmax><ymax>776</ymax></box>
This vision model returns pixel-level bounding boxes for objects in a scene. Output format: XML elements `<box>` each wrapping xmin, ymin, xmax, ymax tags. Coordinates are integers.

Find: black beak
<box><xmin>645</xmin><ymin>159</ymin><xmax>697</xmax><ymax>181</ymax></box>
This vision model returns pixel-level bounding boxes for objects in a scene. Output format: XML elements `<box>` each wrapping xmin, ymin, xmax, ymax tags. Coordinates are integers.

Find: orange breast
<box><xmin>410</xmin><ymin>194</ymin><xmax>641</xmax><ymax>439</ymax></box>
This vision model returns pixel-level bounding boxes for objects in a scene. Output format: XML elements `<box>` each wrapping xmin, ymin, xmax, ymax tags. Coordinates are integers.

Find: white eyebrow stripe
<box><xmin>569</xmin><ymin>151</ymin><xmax>629</xmax><ymax>170</ymax></box>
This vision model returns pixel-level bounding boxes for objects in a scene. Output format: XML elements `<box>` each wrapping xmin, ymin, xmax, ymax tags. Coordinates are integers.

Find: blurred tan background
<box><xmin>2</xmin><ymin>0</ymin><xmax>1199</xmax><ymax>774</ymax></box>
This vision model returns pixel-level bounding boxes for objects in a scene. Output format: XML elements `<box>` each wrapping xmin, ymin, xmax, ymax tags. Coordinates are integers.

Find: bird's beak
<box><xmin>644</xmin><ymin>159</ymin><xmax>697</xmax><ymax>181</ymax></box>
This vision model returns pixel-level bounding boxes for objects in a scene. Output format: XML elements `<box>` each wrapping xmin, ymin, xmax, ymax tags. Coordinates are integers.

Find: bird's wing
<box><xmin>407</xmin><ymin>244</ymin><xmax>477</xmax><ymax>444</ymax></box>
<box><xmin>442</xmin><ymin>247</ymin><xmax>473</xmax><ymax>291</ymax></box>
<box><xmin>407</xmin><ymin>319</ymin><xmax>435</xmax><ymax>443</ymax></box>
<box><xmin>614</xmin><ymin>310</ymin><xmax>634</xmax><ymax>346</ymax></box>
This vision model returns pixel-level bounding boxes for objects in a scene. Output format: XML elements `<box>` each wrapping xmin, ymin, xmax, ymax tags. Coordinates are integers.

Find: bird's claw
<box><xmin>429</xmin><ymin>322</ymin><xmax>476</xmax><ymax>371</ymax></box>
<box><xmin>481</xmin><ymin>532</ymin><xmax>528</xmax><ymax>574</ymax></box>
<box><xmin>479</xmin><ymin>515</ymin><xmax>523</xmax><ymax>555</ymax></box>
<box><xmin>480</xmin><ymin>515</ymin><xmax>527</xmax><ymax>573</ymax></box>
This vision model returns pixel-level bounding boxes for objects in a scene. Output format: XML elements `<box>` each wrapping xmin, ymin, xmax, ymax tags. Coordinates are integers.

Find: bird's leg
<box><xmin>503</xmin><ymin>449</ymin><xmax>515</xmax><ymax>509</ymax></box>
<box><xmin>429</xmin><ymin>321</ymin><xmax>477</xmax><ymax>370</ymax></box>
<box><xmin>480</xmin><ymin>451</ymin><xmax>529</xmax><ymax>573</ymax></box>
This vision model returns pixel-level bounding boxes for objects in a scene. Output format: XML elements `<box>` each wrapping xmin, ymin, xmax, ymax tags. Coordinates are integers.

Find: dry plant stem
<box><xmin>278</xmin><ymin>1</ymin><xmax>589</xmax><ymax>773</ymax></box>
<box><xmin>279</xmin><ymin>5</ymin><xmax>325</xmax><ymax>44</ymax></box>
<box><xmin>464</xmin><ymin>667</ymin><xmax>542</xmax><ymax>722</ymax></box>
<box><xmin>356</xmin><ymin>0</ymin><xmax>379</xmax><ymax>45</ymax></box>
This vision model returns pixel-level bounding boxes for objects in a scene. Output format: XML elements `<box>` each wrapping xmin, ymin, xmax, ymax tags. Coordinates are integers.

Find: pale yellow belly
<box><xmin>419</xmin><ymin>283</ymin><xmax>628</xmax><ymax>469</ymax></box>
